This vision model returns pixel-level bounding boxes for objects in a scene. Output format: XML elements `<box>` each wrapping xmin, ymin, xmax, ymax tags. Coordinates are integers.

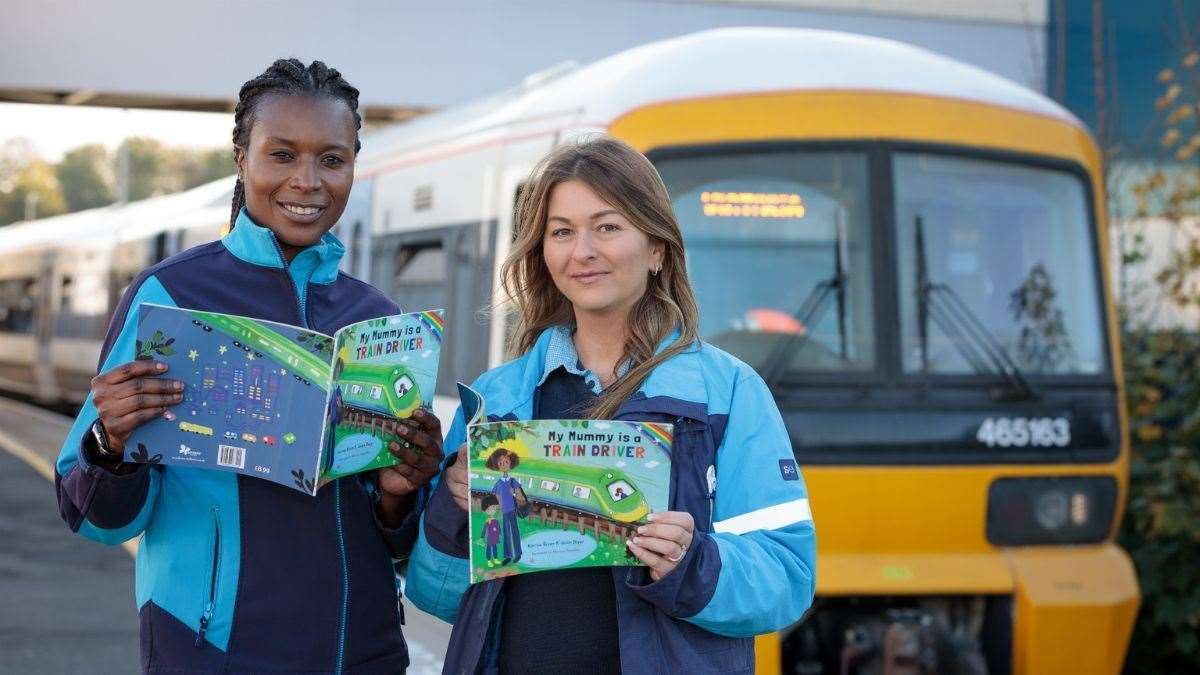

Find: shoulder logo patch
<box><xmin>778</xmin><ymin>458</ymin><xmax>799</xmax><ymax>481</ymax></box>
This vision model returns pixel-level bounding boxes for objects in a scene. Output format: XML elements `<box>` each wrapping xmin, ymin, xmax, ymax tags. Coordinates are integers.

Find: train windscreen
<box><xmin>656</xmin><ymin>150</ymin><xmax>875</xmax><ymax>376</ymax></box>
<box><xmin>893</xmin><ymin>152</ymin><xmax>1106</xmax><ymax>376</ymax></box>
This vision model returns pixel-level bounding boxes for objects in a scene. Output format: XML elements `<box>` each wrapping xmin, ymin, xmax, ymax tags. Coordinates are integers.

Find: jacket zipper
<box><xmin>271</xmin><ymin>234</ymin><xmax>346</xmax><ymax>672</ymax></box>
<box><xmin>269</xmin><ymin>236</ymin><xmax>309</xmax><ymax>328</ymax></box>
<box><xmin>195</xmin><ymin>506</ymin><xmax>221</xmax><ymax>647</ymax></box>
<box><xmin>334</xmin><ymin>480</ymin><xmax>349</xmax><ymax>674</ymax></box>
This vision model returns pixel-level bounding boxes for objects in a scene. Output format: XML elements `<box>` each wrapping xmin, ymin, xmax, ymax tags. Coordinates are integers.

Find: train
<box><xmin>333</xmin><ymin>361</ymin><xmax>423</xmax><ymax>419</ymax></box>
<box><xmin>0</xmin><ymin>28</ymin><xmax>1137</xmax><ymax>674</ymax></box>
<box><xmin>473</xmin><ymin>457</ymin><xmax>652</xmax><ymax>525</ymax></box>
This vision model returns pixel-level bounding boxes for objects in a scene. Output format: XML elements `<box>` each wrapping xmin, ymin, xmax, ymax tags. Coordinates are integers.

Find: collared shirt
<box><xmin>538</xmin><ymin>324</ymin><xmax>629</xmax><ymax>395</ymax></box>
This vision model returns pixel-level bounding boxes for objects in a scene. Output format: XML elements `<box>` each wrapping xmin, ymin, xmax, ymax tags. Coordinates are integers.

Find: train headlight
<box><xmin>986</xmin><ymin>476</ymin><xmax>1117</xmax><ymax>545</ymax></box>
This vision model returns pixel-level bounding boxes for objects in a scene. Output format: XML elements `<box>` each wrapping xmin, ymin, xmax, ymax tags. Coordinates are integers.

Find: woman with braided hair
<box><xmin>54</xmin><ymin>59</ymin><xmax>440</xmax><ymax>673</ymax></box>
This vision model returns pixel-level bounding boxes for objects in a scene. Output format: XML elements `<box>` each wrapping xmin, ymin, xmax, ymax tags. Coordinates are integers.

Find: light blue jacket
<box><xmin>406</xmin><ymin>328</ymin><xmax>817</xmax><ymax>674</ymax></box>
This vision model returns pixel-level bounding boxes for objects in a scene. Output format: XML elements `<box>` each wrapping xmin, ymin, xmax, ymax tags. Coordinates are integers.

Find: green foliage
<box><xmin>0</xmin><ymin>136</ymin><xmax>232</xmax><ymax>227</ymax></box>
<box><xmin>56</xmin><ymin>144</ymin><xmax>115</xmax><ymax>211</ymax></box>
<box><xmin>1117</xmin><ymin>46</ymin><xmax>1200</xmax><ymax>674</ymax></box>
<box><xmin>121</xmin><ymin>137</ymin><xmax>177</xmax><ymax>201</ymax></box>
<box><xmin>1118</xmin><ymin>330</ymin><xmax>1200</xmax><ymax>671</ymax></box>
<box><xmin>0</xmin><ymin>159</ymin><xmax>68</xmax><ymax>225</ymax></box>
<box><xmin>135</xmin><ymin>330</ymin><xmax>176</xmax><ymax>359</ymax></box>
<box><xmin>177</xmin><ymin>147</ymin><xmax>232</xmax><ymax>190</ymax></box>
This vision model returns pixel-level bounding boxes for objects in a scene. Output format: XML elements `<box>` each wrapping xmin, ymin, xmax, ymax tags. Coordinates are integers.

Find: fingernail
<box><xmin>156</xmin><ymin>362</ymin><xmax>167</xmax><ymax>371</ymax></box>
<box><xmin>632</xmin><ymin>536</ymin><xmax>641</xmax><ymax>545</ymax></box>
<box><xmin>637</xmin><ymin>526</ymin><xmax>646</xmax><ymax>534</ymax></box>
<box><xmin>174</xmin><ymin>381</ymin><xmax>183</xmax><ymax>391</ymax></box>
<box><xmin>646</xmin><ymin>513</ymin><xmax>657</xmax><ymax>522</ymax></box>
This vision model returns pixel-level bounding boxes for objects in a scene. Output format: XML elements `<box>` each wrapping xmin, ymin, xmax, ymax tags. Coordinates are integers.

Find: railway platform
<box><xmin>0</xmin><ymin>397</ymin><xmax>449</xmax><ymax>674</ymax></box>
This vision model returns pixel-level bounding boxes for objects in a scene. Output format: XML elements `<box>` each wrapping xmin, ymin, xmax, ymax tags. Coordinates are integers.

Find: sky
<box><xmin>0</xmin><ymin>102</ymin><xmax>233</xmax><ymax>161</ymax></box>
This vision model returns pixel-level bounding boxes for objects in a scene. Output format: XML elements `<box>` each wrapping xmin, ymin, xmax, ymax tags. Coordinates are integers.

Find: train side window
<box><xmin>0</xmin><ymin>277</ymin><xmax>37</xmax><ymax>334</ymax></box>
<box><xmin>59</xmin><ymin>275</ymin><xmax>73</xmax><ymax>314</ymax></box>
<box><xmin>540</xmin><ymin>479</ymin><xmax>560</xmax><ymax>491</ymax></box>
<box><xmin>607</xmin><ymin>479</ymin><xmax>634</xmax><ymax>501</ymax></box>
<box><xmin>350</xmin><ymin>384</ymin><xmax>363</xmax><ymax>395</ymax></box>
<box><xmin>392</xmin><ymin>241</ymin><xmax>447</xmax><ymax>312</ymax></box>
<box><xmin>392</xmin><ymin>374</ymin><xmax>414</xmax><ymax>398</ymax></box>
<box><xmin>369</xmin><ymin>385</ymin><xmax>383</xmax><ymax>400</ymax></box>
<box><xmin>572</xmin><ymin>485</ymin><xmax>591</xmax><ymax>500</ymax></box>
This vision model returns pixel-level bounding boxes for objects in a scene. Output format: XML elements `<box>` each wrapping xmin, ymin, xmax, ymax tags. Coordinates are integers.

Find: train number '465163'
<box><xmin>976</xmin><ymin>417</ymin><xmax>1071</xmax><ymax>448</ymax></box>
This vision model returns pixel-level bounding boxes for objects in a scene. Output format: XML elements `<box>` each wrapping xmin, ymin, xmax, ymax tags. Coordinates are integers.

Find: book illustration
<box><xmin>126</xmin><ymin>304</ymin><xmax>443</xmax><ymax>494</ymax></box>
<box><xmin>323</xmin><ymin>312</ymin><xmax>442</xmax><ymax>481</ymax></box>
<box><xmin>459</xmin><ymin>385</ymin><xmax>672</xmax><ymax>583</ymax></box>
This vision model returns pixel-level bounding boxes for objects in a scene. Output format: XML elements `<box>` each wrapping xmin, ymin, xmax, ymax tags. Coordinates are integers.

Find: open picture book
<box><xmin>124</xmin><ymin>304</ymin><xmax>444</xmax><ymax>494</ymax></box>
<box><xmin>458</xmin><ymin>383</ymin><xmax>673</xmax><ymax>583</ymax></box>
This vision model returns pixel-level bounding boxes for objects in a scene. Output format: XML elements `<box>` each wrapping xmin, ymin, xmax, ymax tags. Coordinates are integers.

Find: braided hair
<box><xmin>229</xmin><ymin>59</ymin><xmax>363</xmax><ymax>228</ymax></box>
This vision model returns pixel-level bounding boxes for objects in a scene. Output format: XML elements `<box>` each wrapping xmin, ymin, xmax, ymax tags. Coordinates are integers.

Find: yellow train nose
<box><xmin>611</xmin><ymin>499</ymin><xmax>649</xmax><ymax>523</ymax></box>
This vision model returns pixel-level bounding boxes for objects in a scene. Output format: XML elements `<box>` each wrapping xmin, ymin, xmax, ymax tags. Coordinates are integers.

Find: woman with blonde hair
<box><xmin>407</xmin><ymin>136</ymin><xmax>815</xmax><ymax>674</ymax></box>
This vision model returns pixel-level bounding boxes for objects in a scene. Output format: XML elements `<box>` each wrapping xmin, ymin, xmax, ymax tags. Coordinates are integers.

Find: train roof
<box><xmin>359</xmin><ymin>26</ymin><xmax>1081</xmax><ymax>168</ymax></box>
<box><xmin>0</xmin><ymin>175</ymin><xmax>233</xmax><ymax>254</ymax></box>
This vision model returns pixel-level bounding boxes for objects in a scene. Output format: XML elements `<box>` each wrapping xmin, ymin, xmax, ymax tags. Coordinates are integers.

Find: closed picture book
<box><xmin>458</xmin><ymin>383</ymin><xmax>672</xmax><ymax>583</ymax></box>
<box><xmin>124</xmin><ymin>304</ymin><xmax>444</xmax><ymax>494</ymax></box>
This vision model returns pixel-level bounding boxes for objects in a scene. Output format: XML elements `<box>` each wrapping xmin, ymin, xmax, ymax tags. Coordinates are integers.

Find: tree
<box><xmin>0</xmin><ymin>159</ymin><xmax>67</xmax><ymax>225</ymax></box>
<box><xmin>1115</xmin><ymin>46</ymin><xmax>1200</xmax><ymax>673</ymax></box>
<box><xmin>120</xmin><ymin>137</ymin><xmax>180</xmax><ymax>201</ymax></box>
<box><xmin>177</xmin><ymin>146</ymin><xmax>233</xmax><ymax>190</ymax></box>
<box><xmin>56</xmin><ymin>144</ymin><xmax>115</xmax><ymax>211</ymax></box>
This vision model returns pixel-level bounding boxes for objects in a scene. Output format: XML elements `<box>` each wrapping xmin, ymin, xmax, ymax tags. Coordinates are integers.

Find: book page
<box><xmin>466</xmin><ymin>418</ymin><xmax>673</xmax><ymax>584</ymax></box>
<box><xmin>321</xmin><ymin>309</ymin><xmax>444</xmax><ymax>484</ymax></box>
<box><xmin>125</xmin><ymin>304</ymin><xmax>334</xmax><ymax>493</ymax></box>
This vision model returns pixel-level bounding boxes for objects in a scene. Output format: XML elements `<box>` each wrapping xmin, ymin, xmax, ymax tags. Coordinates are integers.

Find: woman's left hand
<box><xmin>627</xmin><ymin>511</ymin><xmax>695</xmax><ymax>581</ymax></box>
<box><xmin>376</xmin><ymin>408</ymin><xmax>443</xmax><ymax>526</ymax></box>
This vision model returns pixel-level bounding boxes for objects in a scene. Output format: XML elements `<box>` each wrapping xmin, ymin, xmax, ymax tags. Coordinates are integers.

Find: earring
<box><xmin>651</xmin><ymin>266</ymin><xmax>661</xmax><ymax>276</ymax></box>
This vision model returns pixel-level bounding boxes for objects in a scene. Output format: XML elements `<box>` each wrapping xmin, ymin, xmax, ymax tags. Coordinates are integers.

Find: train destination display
<box><xmin>125</xmin><ymin>304</ymin><xmax>444</xmax><ymax>494</ymax></box>
<box><xmin>457</xmin><ymin>384</ymin><xmax>672</xmax><ymax>583</ymax></box>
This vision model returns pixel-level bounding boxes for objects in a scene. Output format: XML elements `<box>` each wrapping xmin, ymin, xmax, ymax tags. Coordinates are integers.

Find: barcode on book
<box><xmin>218</xmin><ymin>445</ymin><xmax>246</xmax><ymax>469</ymax></box>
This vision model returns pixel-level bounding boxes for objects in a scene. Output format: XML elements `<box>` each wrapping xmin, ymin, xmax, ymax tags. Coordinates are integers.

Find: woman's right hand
<box><xmin>444</xmin><ymin>443</ymin><xmax>470</xmax><ymax>511</ymax></box>
<box><xmin>91</xmin><ymin>360</ymin><xmax>183</xmax><ymax>456</ymax></box>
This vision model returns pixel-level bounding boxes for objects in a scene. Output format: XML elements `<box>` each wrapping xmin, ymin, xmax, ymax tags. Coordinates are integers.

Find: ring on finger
<box><xmin>665</xmin><ymin>543</ymin><xmax>687</xmax><ymax>563</ymax></box>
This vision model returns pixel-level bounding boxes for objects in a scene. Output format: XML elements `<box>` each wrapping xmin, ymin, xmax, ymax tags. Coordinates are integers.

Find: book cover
<box><xmin>459</xmin><ymin>385</ymin><xmax>673</xmax><ymax>583</ymax></box>
<box><xmin>125</xmin><ymin>304</ymin><xmax>443</xmax><ymax>494</ymax></box>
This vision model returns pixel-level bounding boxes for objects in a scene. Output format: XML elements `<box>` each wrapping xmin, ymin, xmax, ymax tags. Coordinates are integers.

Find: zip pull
<box><xmin>195</xmin><ymin>602</ymin><xmax>214</xmax><ymax>646</ymax></box>
<box><xmin>706</xmin><ymin>464</ymin><xmax>717</xmax><ymax>528</ymax></box>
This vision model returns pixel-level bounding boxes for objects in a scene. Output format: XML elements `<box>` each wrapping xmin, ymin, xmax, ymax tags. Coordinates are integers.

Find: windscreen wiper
<box><xmin>914</xmin><ymin>215</ymin><xmax>1035</xmax><ymax>401</ymax></box>
<box><xmin>760</xmin><ymin>210</ymin><xmax>849</xmax><ymax>390</ymax></box>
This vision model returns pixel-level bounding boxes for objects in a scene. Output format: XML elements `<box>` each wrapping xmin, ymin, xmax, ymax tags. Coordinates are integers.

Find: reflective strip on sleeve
<box><xmin>712</xmin><ymin>498</ymin><xmax>812</xmax><ymax>535</ymax></box>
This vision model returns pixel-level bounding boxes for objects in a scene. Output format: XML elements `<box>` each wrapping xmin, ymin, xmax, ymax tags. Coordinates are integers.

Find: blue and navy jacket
<box><xmin>406</xmin><ymin>328</ymin><xmax>817</xmax><ymax>674</ymax></box>
<box><xmin>55</xmin><ymin>210</ymin><xmax>413</xmax><ymax>674</ymax></box>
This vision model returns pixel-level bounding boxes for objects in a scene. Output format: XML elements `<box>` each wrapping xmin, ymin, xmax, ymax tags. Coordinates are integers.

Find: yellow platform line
<box><xmin>0</xmin><ymin>425</ymin><xmax>139</xmax><ymax>558</ymax></box>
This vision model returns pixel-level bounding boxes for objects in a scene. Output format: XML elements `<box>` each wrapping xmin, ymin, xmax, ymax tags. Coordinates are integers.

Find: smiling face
<box><xmin>235</xmin><ymin>94</ymin><xmax>357</xmax><ymax>260</ymax></box>
<box><xmin>542</xmin><ymin>180</ymin><xmax>664</xmax><ymax>323</ymax></box>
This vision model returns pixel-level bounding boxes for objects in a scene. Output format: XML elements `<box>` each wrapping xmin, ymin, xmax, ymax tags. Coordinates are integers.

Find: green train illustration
<box><xmin>333</xmin><ymin>360</ymin><xmax>423</xmax><ymax>419</ymax></box>
<box><xmin>473</xmin><ymin>457</ymin><xmax>651</xmax><ymax>523</ymax></box>
<box><xmin>189</xmin><ymin>310</ymin><xmax>331</xmax><ymax>390</ymax></box>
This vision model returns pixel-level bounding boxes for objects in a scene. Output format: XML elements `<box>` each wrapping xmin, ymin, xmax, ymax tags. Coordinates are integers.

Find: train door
<box><xmin>337</xmin><ymin>178</ymin><xmax>374</xmax><ymax>280</ymax></box>
<box><xmin>371</xmin><ymin>223</ymin><xmax>494</xmax><ymax>397</ymax></box>
<box><xmin>0</xmin><ymin>247</ymin><xmax>53</xmax><ymax>400</ymax></box>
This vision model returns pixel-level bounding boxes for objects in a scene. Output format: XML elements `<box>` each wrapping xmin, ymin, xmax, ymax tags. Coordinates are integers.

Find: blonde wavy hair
<box><xmin>499</xmin><ymin>136</ymin><xmax>701</xmax><ymax>418</ymax></box>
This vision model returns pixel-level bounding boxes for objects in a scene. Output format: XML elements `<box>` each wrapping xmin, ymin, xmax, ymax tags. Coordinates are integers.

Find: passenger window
<box><xmin>0</xmin><ymin>277</ymin><xmax>38</xmax><ymax>334</ymax></box>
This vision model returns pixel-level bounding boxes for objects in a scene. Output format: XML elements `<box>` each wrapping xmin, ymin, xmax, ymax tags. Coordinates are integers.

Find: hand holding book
<box><xmin>626</xmin><ymin>510</ymin><xmax>696</xmax><ymax>581</ymax></box>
